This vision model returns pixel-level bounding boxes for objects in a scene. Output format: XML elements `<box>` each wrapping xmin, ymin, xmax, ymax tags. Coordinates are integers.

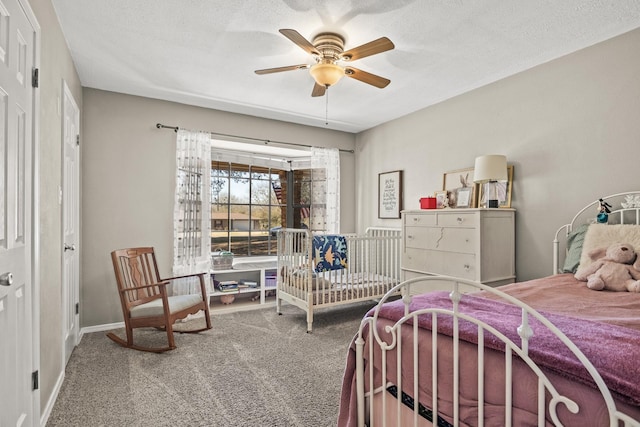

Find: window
<box><xmin>209</xmin><ymin>142</ymin><xmax>339</xmax><ymax>256</ymax></box>
<box><xmin>210</xmin><ymin>161</ymin><xmax>314</xmax><ymax>256</ymax></box>
<box><xmin>293</xmin><ymin>168</ymin><xmax>326</xmax><ymax>233</ymax></box>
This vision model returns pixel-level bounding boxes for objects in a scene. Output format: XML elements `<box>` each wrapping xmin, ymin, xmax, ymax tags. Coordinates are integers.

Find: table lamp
<box><xmin>474</xmin><ymin>155</ymin><xmax>508</xmax><ymax>208</ymax></box>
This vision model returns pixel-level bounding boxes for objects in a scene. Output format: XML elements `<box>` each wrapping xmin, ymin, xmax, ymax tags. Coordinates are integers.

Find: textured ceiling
<box><xmin>52</xmin><ymin>0</ymin><xmax>640</xmax><ymax>133</ymax></box>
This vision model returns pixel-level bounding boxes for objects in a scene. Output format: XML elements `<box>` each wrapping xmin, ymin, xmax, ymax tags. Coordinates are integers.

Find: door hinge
<box><xmin>76</xmin><ymin>134</ymin><xmax>80</xmax><ymax>146</ymax></box>
<box><xmin>32</xmin><ymin>370</ymin><xmax>39</xmax><ymax>390</ymax></box>
<box><xmin>75</xmin><ymin>302</ymin><xmax>79</xmax><ymax>315</ymax></box>
<box><xmin>32</xmin><ymin>68</ymin><xmax>39</xmax><ymax>88</ymax></box>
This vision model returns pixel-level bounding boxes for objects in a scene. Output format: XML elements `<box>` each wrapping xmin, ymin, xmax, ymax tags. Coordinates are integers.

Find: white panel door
<box><xmin>0</xmin><ymin>0</ymin><xmax>35</xmax><ymax>425</ymax></box>
<box><xmin>62</xmin><ymin>82</ymin><xmax>79</xmax><ymax>365</ymax></box>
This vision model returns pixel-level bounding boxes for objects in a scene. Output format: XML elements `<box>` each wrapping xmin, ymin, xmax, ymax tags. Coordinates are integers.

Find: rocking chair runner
<box><xmin>108</xmin><ymin>247</ymin><xmax>212</xmax><ymax>352</ymax></box>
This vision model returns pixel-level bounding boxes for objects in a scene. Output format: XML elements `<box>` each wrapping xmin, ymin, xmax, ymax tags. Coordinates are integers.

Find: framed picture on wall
<box><xmin>378</xmin><ymin>170</ymin><xmax>403</xmax><ymax>218</ymax></box>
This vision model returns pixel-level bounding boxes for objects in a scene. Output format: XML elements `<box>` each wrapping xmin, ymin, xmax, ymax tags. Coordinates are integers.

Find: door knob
<box><xmin>0</xmin><ymin>272</ymin><xmax>13</xmax><ymax>286</ymax></box>
<box><xmin>64</xmin><ymin>244</ymin><xmax>76</xmax><ymax>251</ymax></box>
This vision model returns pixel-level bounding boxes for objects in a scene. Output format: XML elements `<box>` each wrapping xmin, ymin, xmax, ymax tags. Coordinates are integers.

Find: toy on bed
<box><xmin>574</xmin><ymin>242</ymin><xmax>640</xmax><ymax>292</ymax></box>
<box><xmin>597</xmin><ymin>197</ymin><xmax>613</xmax><ymax>223</ymax></box>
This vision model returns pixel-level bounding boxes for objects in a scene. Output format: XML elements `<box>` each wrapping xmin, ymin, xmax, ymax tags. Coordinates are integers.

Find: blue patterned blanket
<box><xmin>312</xmin><ymin>235</ymin><xmax>348</xmax><ymax>272</ymax></box>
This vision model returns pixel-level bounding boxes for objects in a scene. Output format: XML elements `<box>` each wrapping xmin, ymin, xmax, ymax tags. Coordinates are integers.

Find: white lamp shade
<box><xmin>473</xmin><ymin>155</ymin><xmax>508</xmax><ymax>183</ymax></box>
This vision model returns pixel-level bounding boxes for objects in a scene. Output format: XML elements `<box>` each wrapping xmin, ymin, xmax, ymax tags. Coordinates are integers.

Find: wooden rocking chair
<box><xmin>108</xmin><ymin>247</ymin><xmax>212</xmax><ymax>352</ymax></box>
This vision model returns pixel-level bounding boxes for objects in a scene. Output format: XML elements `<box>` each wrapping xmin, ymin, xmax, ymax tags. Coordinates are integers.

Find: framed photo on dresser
<box><xmin>434</xmin><ymin>190</ymin><xmax>448</xmax><ymax>208</ymax></box>
<box><xmin>442</xmin><ymin>167</ymin><xmax>478</xmax><ymax>208</ymax></box>
<box><xmin>455</xmin><ymin>187</ymin><xmax>473</xmax><ymax>208</ymax></box>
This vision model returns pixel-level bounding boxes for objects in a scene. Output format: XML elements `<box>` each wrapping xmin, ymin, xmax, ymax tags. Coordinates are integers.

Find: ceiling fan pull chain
<box><xmin>325</xmin><ymin>87</ymin><xmax>329</xmax><ymax>125</ymax></box>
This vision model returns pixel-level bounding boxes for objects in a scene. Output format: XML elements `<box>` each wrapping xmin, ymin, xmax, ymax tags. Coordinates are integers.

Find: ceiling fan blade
<box><xmin>341</xmin><ymin>37</ymin><xmax>394</xmax><ymax>61</ymax></box>
<box><xmin>279</xmin><ymin>29</ymin><xmax>320</xmax><ymax>56</ymax></box>
<box><xmin>344</xmin><ymin>67</ymin><xmax>390</xmax><ymax>88</ymax></box>
<box><xmin>255</xmin><ymin>64</ymin><xmax>309</xmax><ymax>75</ymax></box>
<box><xmin>311</xmin><ymin>83</ymin><xmax>326</xmax><ymax>97</ymax></box>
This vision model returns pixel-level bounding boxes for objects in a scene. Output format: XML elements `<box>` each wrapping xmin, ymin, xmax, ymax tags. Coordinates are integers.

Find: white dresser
<box><xmin>402</xmin><ymin>208</ymin><xmax>515</xmax><ymax>288</ymax></box>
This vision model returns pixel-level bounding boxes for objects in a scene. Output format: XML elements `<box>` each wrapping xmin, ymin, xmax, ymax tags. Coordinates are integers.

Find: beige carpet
<box><xmin>47</xmin><ymin>301</ymin><xmax>376</xmax><ymax>427</ymax></box>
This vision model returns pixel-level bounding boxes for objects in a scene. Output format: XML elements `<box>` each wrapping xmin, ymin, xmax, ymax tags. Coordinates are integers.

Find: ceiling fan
<box><xmin>255</xmin><ymin>29</ymin><xmax>394</xmax><ymax>97</ymax></box>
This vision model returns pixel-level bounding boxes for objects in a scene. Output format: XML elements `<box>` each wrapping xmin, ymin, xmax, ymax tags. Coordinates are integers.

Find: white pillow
<box><xmin>578</xmin><ymin>224</ymin><xmax>640</xmax><ymax>269</ymax></box>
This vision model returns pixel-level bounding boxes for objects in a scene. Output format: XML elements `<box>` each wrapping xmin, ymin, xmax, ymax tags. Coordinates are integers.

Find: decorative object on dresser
<box><xmin>401</xmin><ymin>208</ymin><xmax>516</xmax><ymax>288</ymax></box>
<box><xmin>473</xmin><ymin>154</ymin><xmax>508</xmax><ymax>208</ymax></box>
<box><xmin>474</xmin><ymin>155</ymin><xmax>514</xmax><ymax>209</ymax></box>
<box><xmin>419</xmin><ymin>196</ymin><xmax>437</xmax><ymax>209</ymax></box>
<box><xmin>433</xmin><ymin>190</ymin><xmax>448</xmax><ymax>208</ymax></box>
<box><xmin>477</xmin><ymin>164</ymin><xmax>514</xmax><ymax>208</ymax></box>
<box><xmin>454</xmin><ymin>187</ymin><xmax>473</xmax><ymax>208</ymax></box>
<box><xmin>442</xmin><ymin>167</ymin><xmax>478</xmax><ymax>208</ymax></box>
<box><xmin>378</xmin><ymin>170</ymin><xmax>403</xmax><ymax>218</ymax></box>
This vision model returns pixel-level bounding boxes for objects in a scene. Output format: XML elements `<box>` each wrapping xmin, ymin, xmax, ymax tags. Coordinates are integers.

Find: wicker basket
<box><xmin>211</xmin><ymin>251</ymin><xmax>234</xmax><ymax>270</ymax></box>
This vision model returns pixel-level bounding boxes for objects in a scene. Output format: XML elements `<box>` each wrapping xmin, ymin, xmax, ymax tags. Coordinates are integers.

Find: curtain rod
<box><xmin>156</xmin><ymin>123</ymin><xmax>354</xmax><ymax>154</ymax></box>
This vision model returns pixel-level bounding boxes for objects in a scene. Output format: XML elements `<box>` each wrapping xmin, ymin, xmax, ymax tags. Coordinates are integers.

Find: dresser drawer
<box><xmin>402</xmin><ymin>270</ymin><xmax>481</xmax><ymax>294</ymax></box>
<box><xmin>404</xmin><ymin>213</ymin><xmax>437</xmax><ymax>227</ymax></box>
<box><xmin>424</xmin><ymin>250</ymin><xmax>476</xmax><ymax>280</ymax></box>
<box><xmin>405</xmin><ymin>226</ymin><xmax>476</xmax><ymax>253</ymax></box>
<box><xmin>404</xmin><ymin>226</ymin><xmax>441</xmax><ymax>249</ymax></box>
<box><xmin>437</xmin><ymin>212</ymin><xmax>478</xmax><ymax>227</ymax></box>
<box><xmin>403</xmin><ymin>248</ymin><xmax>476</xmax><ymax>280</ymax></box>
<box><xmin>403</xmin><ymin>247</ymin><xmax>428</xmax><ymax>271</ymax></box>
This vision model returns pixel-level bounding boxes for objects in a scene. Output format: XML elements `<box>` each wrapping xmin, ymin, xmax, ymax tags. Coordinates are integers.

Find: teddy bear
<box><xmin>574</xmin><ymin>242</ymin><xmax>640</xmax><ymax>292</ymax></box>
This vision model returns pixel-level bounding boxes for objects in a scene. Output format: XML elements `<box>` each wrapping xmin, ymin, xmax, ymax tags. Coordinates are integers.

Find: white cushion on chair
<box><xmin>130</xmin><ymin>294</ymin><xmax>204</xmax><ymax>318</ymax></box>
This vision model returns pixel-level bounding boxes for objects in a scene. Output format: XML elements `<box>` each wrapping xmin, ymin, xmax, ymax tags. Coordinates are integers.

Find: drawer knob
<box><xmin>463</xmin><ymin>264</ymin><xmax>470</xmax><ymax>271</ymax></box>
<box><xmin>457</xmin><ymin>217</ymin><xmax>464</xmax><ymax>223</ymax></box>
<box><xmin>407</xmin><ymin>234</ymin><xmax>414</xmax><ymax>240</ymax></box>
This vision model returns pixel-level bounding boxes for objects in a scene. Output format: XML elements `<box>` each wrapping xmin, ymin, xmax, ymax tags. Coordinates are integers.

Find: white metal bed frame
<box><xmin>352</xmin><ymin>192</ymin><xmax>640</xmax><ymax>427</ymax></box>
<box><xmin>276</xmin><ymin>227</ymin><xmax>401</xmax><ymax>332</ymax></box>
<box><xmin>553</xmin><ymin>191</ymin><xmax>640</xmax><ymax>274</ymax></box>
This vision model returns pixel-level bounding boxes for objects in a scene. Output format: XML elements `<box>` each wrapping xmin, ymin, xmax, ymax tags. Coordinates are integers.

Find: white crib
<box><xmin>276</xmin><ymin>227</ymin><xmax>401</xmax><ymax>332</ymax></box>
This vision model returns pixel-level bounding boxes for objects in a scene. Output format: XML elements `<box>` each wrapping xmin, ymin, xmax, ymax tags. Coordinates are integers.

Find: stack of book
<box><xmin>216</xmin><ymin>280</ymin><xmax>238</xmax><ymax>292</ymax></box>
<box><xmin>238</xmin><ymin>279</ymin><xmax>258</xmax><ymax>289</ymax></box>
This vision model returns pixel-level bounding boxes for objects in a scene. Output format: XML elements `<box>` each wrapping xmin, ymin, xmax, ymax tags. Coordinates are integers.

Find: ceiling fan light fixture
<box><xmin>255</xmin><ymin>29</ymin><xmax>394</xmax><ymax>96</ymax></box>
<box><xmin>309</xmin><ymin>62</ymin><xmax>344</xmax><ymax>87</ymax></box>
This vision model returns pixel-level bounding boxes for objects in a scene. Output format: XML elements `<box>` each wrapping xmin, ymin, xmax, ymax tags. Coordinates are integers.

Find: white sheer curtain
<box><xmin>310</xmin><ymin>147</ymin><xmax>340</xmax><ymax>234</ymax></box>
<box><xmin>172</xmin><ymin>129</ymin><xmax>211</xmax><ymax>295</ymax></box>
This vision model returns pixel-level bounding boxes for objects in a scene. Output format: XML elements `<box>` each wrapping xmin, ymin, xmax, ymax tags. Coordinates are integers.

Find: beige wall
<box><xmin>81</xmin><ymin>89</ymin><xmax>356</xmax><ymax>327</ymax></box>
<box><xmin>30</xmin><ymin>0</ymin><xmax>83</xmax><ymax>417</ymax></box>
<box><xmin>356</xmin><ymin>28</ymin><xmax>640</xmax><ymax>281</ymax></box>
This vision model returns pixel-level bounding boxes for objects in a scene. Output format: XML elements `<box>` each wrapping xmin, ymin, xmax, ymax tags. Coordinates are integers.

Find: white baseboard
<box><xmin>40</xmin><ymin>370</ymin><xmax>65</xmax><ymax>427</ymax></box>
<box><xmin>80</xmin><ymin>321</ymin><xmax>124</xmax><ymax>336</ymax></box>
<box><xmin>38</xmin><ymin>323</ymin><xmax>121</xmax><ymax>426</ymax></box>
